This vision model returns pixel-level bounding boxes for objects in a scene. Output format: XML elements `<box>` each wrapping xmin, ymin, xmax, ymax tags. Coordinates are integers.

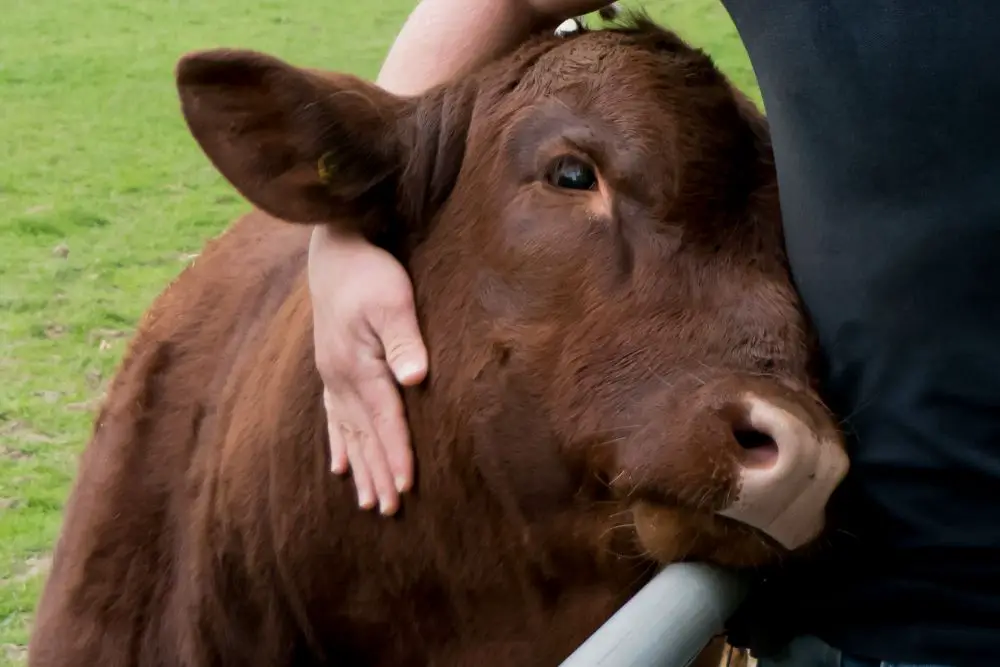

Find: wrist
<box><xmin>309</xmin><ymin>223</ymin><xmax>362</xmax><ymax>252</ymax></box>
<box><xmin>308</xmin><ymin>225</ymin><xmax>358</xmax><ymax>282</ymax></box>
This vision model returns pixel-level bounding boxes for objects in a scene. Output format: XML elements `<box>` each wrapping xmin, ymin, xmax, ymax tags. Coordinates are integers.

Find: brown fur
<box><xmin>30</xmin><ymin>18</ymin><xmax>830</xmax><ymax>667</ymax></box>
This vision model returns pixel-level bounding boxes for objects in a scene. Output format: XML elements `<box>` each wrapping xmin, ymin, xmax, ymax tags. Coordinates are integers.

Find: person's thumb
<box><xmin>376</xmin><ymin>301</ymin><xmax>428</xmax><ymax>386</ymax></box>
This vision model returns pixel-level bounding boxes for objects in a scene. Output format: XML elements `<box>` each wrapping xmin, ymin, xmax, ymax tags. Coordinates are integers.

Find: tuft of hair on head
<box><xmin>598</xmin><ymin>6</ymin><xmax>656</xmax><ymax>32</ymax></box>
<box><xmin>597</xmin><ymin>2</ymin><xmax>622</xmax><ymax>21</ymax></box>
<box><xmin>594</xmin><ymin>7</ymin><xmax>696</xmax><ymax>57</ymax></box>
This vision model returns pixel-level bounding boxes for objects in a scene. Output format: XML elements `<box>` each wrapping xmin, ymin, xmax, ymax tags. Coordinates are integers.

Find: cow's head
<box><xmin>176</xmin><ymin>18</ymin><xmax>847</xmax><ymax>570</ymax></box>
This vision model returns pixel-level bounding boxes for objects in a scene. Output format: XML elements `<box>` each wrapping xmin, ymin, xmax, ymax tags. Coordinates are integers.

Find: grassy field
<box><xmin>0</xmin><ymin>0</ymin><xmax>757</xmax><ymax>662</ymax></box>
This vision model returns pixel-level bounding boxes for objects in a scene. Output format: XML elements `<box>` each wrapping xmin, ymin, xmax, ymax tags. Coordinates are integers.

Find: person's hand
<box><xmin>308</xmin><ymin>226</ymin><xmax>428</xmax><ymax>516</ymax></box>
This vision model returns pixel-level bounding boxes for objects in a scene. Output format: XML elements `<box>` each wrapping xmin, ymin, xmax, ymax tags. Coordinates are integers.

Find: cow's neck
<box><xmin>213</xmin><ymin>247</ymin><xmax>651</xmax><ymax>663</ymax></box>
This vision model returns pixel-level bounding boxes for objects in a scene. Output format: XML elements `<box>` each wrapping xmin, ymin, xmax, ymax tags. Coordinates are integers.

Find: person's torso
<box><xmin>718</xmin><ymin>2</ymin><xmax>1000</xmax><ymax>664</ymax></box>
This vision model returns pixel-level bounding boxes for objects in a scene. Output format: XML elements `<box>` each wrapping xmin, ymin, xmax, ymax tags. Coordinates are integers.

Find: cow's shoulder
<box><xmin>30</xmin><ymin>211</ymin><xmax>316</xmax><ymax>666</ymax></box>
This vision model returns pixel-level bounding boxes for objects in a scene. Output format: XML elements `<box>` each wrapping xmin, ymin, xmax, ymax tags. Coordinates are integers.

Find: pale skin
<box><xmin>308</xmin><ymin>0</ymin><xmax>617</xmax><ymax>515</ymax></box>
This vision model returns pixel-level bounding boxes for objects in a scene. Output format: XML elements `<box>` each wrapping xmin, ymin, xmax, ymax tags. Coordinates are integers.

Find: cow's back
<box><xmin>28</xmin><ymin>211</ymin><xmax>321</xmax><ymax>667</ymax></box>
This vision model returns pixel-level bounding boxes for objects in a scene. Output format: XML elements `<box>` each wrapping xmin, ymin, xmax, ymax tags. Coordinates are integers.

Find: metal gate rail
<box><xmin>558</xmin><ymin>563</ymin><xmax>748</xmax><ymax>667</ymax></box>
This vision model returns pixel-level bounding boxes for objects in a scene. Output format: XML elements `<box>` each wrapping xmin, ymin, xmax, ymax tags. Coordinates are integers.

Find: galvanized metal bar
<box><xmin>558</xmin><ymin>563</ymin><xmax>748</xmax><ymax>667</ymax></box>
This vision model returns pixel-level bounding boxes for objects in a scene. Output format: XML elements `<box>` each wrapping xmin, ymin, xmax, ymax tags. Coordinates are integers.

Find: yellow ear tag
<box><xmin>317</xmin><ymin>152</ymin><xmax>335</xmax><ymax>184</ymax></box>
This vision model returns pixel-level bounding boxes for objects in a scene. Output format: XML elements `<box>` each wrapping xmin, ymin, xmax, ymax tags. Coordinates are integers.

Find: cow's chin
<box><xmin>630</xmin><ymin>501</ymin><xmax>791</xmax><ymax>570</ymax></box>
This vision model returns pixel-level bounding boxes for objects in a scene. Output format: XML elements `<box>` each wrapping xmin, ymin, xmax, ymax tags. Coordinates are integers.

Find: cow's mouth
<box><xmin>630</xmin><ymin>501</ymin><xmax>792</xmax><ymax>570</ymax></box>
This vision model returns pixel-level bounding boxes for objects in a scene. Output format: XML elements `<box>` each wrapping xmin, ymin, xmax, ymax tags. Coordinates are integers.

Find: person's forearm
<box><xmin>376</xmin><ymin>0</ymin><xmax>615</xmax><ymax>96</ymax></box>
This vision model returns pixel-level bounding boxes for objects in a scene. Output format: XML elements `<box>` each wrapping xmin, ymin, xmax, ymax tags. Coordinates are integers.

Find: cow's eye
<box><xmin>547</xmin><ymin>156</ymin><xmax>598</xmax><ymax>191</ymax></box>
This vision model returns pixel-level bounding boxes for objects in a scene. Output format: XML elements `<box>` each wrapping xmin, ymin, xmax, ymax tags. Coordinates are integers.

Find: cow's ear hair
<box><xmin>176</xmin><ymin>49</ymin><xmax>405</xmax><ymax>231</ymax></box>
<box><xmin>394</xmin><ymin>80</ymin><xmax>477</xmax><ymax>231</ymax></box>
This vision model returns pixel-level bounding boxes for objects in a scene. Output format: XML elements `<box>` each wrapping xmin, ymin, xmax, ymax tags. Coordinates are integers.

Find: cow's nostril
<box><xmin>733</xmin><ymin>427</ymin><xmax>779</xmax><ymax>469</ymax></box>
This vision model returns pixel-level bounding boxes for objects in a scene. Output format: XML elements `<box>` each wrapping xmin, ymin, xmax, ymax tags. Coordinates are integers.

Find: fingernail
<box><xmin>331</xmin><ymin>461</ymin><xmax>346</xmax><ymax>474</ymax></box>
<box><xmin>393</xmin><ymin>361</ymin><xmax>424</xmax><ymax>384</ymax></box>
<box><xmin>358</xmin><ymin>490</ymin><xmax>375</xmax><ymax>509</ymax></box>
<box><xmin>395</xmin><ymin>476</ymin><xmax>409</xmax><ymax>493</ymax></box>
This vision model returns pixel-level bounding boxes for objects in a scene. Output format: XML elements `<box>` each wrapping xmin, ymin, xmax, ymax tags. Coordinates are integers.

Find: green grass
<box><xmin>0</xmin><ymin>0</ymin><xmax>757</xmax><ymax>662</ymax></box>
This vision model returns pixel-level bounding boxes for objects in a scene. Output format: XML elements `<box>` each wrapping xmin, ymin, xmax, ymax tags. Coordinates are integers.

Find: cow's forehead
<box><xmin>535</xmin><ymin>34</ymin><xmax>617</xmax><ymax>78</ymax></box>
<box><xmin>497</xmin><ymin>30</ymin><xmax>702</xmax><ymax>143</ymax></box>
<box><xmin>513</xmin><ymin>27</ymin><xmax>709</xmax><ymax>105</ymax></box>
<box><xmin>527</xmin><ymin>33</ymin><xmax>639</xmax><ymax>87</ymax></box>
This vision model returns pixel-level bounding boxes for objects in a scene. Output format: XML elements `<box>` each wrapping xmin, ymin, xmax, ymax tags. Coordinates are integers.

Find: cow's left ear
<box><xmin>176</xmin><ymin>48</ymin><xmax>407</xmax><ymax>230</ymax></box>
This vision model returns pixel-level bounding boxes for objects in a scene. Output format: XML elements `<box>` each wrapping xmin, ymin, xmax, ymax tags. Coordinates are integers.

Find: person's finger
<box><xmin>359</xmin><ymin>423</ymin><xmax>400</xmax><ymax>516</ymax></box>
<box><xmin>337</xmin><ymin>387</ymin><xmax>397</xmax><ymax>513</ymax></box>
<box><xmin>342</xmin><ymin>422</ymin><xmax>377</xmax><ymax>510</ymax></box>
<box><xmin>355</xmin><ymin>372</ymin><xmax>414</xmax><ymax>495</ymax></box>
<box><xmin>374</xmin><ymin>297</ymin><xmax>429</xmax><ymax>386</ymax></box>
<box><xmin>378</xmin><ymin>407</ymin><xmax>414</xmax><ymax>495</ymax></box>
<box><xmin>323</xmin><ymin>388</ymin><xmax>349</xmax><ymax>474</ymax></box>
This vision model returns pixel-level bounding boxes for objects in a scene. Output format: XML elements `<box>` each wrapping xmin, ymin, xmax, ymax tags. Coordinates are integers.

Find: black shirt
<box><xmin>719</xmin><ymin>2</ymin><xmax>1000</xmax><ymax>665</ymax></box>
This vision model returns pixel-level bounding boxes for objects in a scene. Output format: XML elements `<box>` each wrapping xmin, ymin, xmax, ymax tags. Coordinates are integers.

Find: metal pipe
<box><xmin>558</xmin><ymin>563</ymin><xmax>748</xmax><ymax>667</ymax></box>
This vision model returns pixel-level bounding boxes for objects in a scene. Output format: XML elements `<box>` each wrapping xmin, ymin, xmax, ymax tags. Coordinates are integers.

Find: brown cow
<box><xmin>28</xmin><ymin>17</ymin><xmax>847</xmax><ymax>667</ymax></box>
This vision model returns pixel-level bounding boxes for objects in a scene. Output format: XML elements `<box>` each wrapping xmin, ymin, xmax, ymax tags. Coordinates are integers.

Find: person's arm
<box><xmin>375</xmin><ymin>0</ymin><xmax>615</xmax><ymax>94</ymax></box>
<box><xmin>308</xmin><ymin>0</ymin><xmax>617</xmax><ymax>516</ymax></box>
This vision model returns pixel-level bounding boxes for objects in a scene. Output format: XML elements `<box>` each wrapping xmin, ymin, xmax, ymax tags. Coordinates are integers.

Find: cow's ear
<box><xmin>393</xmin><ymin>80</ymin><xmax>476</xmax><ymax>231</ymax></box>
<box><xmin>176</xmin><ymin>49</ymin><xmax>406</xmax><ymax>229</ymax></box>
